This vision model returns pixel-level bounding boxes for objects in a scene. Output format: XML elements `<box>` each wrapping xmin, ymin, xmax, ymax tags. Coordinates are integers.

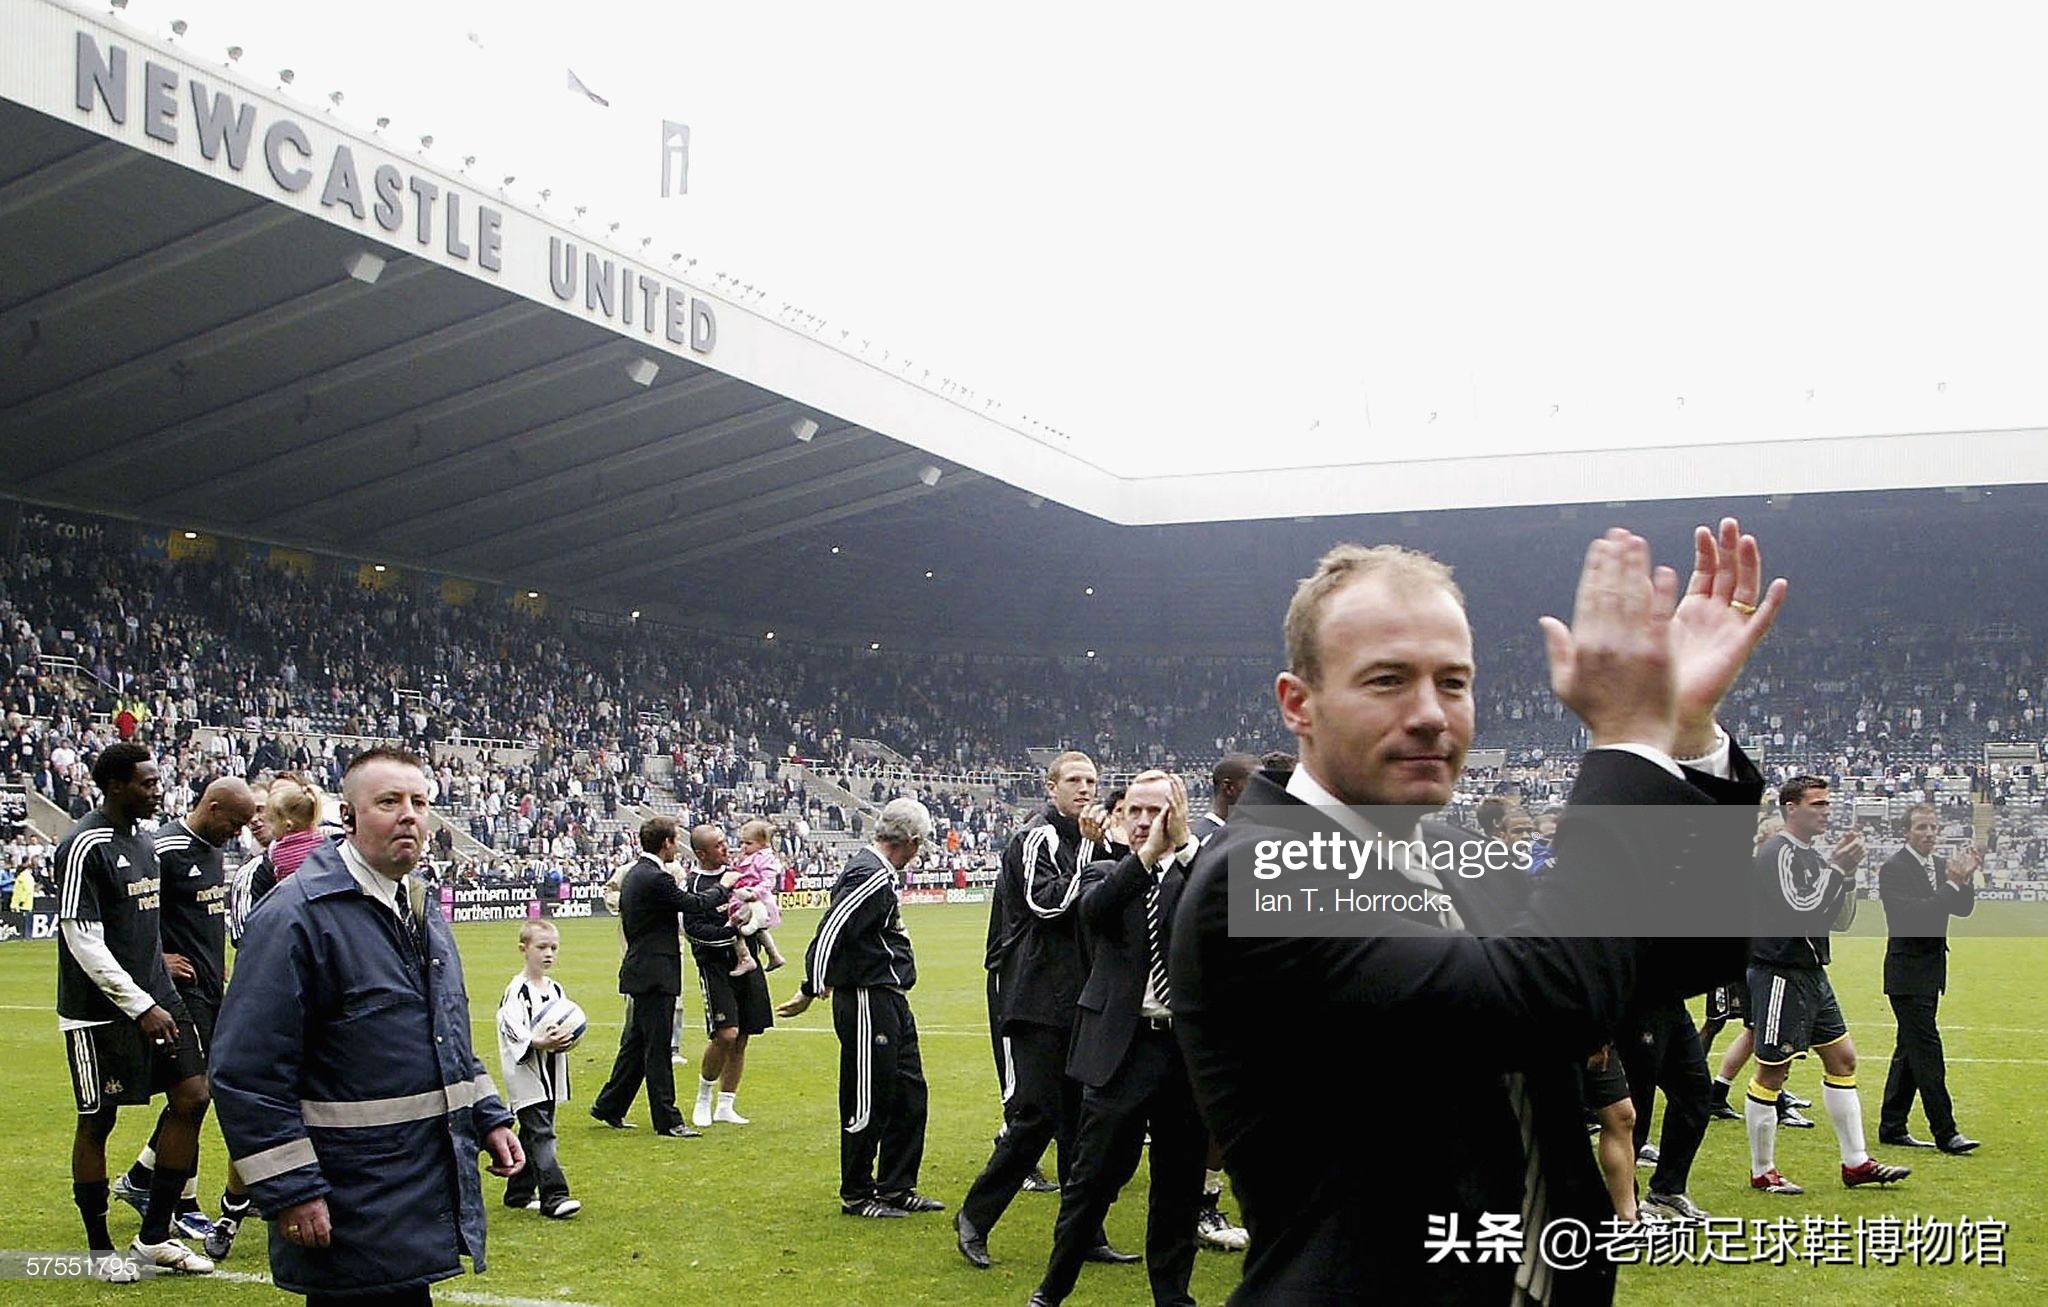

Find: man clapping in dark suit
<box><xmin>1175</xmin><ymin>520</ymin><xmax>1779</xmax><ymax>1305</ymax></box>
<box><xmin>1878</xmin><ymin>803</ymin><xmax>1981</xmax><ymax>1153</ymax></box>
<box><xmin>590</xmin><ymin>817</ymin><xmax>734</xmax><ymax>1136</ymax></box>
<box><xmin>1029</xmin><ymin>770</ymin><xmax>1207</xmax><ymax>1307</ymax></box>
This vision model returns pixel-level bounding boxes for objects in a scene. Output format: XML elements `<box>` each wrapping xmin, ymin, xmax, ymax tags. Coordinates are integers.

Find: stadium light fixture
<box><xmin>182</xmin><ymin>531</ymin><xmax>197</xmax><ymax>539</ymax></box>
<box><xmin>630</xmin><ymin>609</ymin><xmax>641</xmax><ymax>619</ymax></box>
<box><xmin>1086</xmin><ymin>650</ymin><xmax>1097</xmax><ymax>658</ymax></box>
<box><xmin>225</xmin><ymin>46</ymin><xmax>241</xmax><ymax>63</ymax></box>
<box><xmin>526</xmin><ymin>591</ymin><xmax>539</xmax><ymax>598</ymax></box>
<box><xmin>1083</xmin><ymin>587</ymin><xmax>1094</xmax><ymax>596</ymax></box>
<box><xmin>626</xmin><ymin>358</ymin><xmax>660</xmax><ymax>387</ymax></box>
<box><xmin>830</xmin><ymin>545</ymin><xmax>841</xmax><ymax>555</ymax></box>
<box><xmin>170</xmin><ymin>19</ymin><xmax>187</xmax><ymax>37</ymax></box>
<box><xmin>918</xmin><ymin>465</ymin><xmax>942</xmax><ymax>487</ymax></box>
<box><xmin>373</xmin><ymin>564</ymin><xmax>386</xmax><ymax>572</ymax></box>
<box><xmin>791</xmin><ymin>417</ymin><xmax>819</xmax><ymax>443</ymax></box>
<box><xmin>764</xmin><ymin>631</ymin><xmax>775</xmax><ymax>640</ymax></box>
<box><xmin>869</xmin><ymin>642</ymin><xmax>881</xmax><ymax>651</ymax></box>
<box><xmin>344</xmin><ymin>251</ymin><xmax>384</xmax><ymax>285</ymax></box>
<box><xmin>278</xmin><ymin>68</ymin><xmax>295</xmax><ymax>85</ymax></box>
<box><xmin>924</xmin><ymin>571</ymin><xmax>934</xmax><ymax>579</ymax></box>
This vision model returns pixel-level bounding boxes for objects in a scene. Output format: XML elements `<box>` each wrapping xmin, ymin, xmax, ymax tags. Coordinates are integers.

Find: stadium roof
<box><xmin>6</xmin><ymin>1</ymin><xmax>2048</xmax><ymax>654</ymax></box>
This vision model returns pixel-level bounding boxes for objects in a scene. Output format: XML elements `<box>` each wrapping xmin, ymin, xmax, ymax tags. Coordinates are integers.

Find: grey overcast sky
<box><xmin>126</xmin><ymin>0</ymin><xmax>2048</xmax><ymax>475</ymax></box>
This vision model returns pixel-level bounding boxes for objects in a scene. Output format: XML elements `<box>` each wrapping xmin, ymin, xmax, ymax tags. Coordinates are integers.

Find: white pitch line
<box><xmin>211</xmin><ymin>1268</ymin><xmax>604</xmax><ymax>1307</ymax></box>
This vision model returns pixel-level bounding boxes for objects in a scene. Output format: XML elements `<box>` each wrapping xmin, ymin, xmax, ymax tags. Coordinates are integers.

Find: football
<box><xmin>529</xmin><ymin>995</ymin><xmax>587</xmax><ymax>1049</ymax></box>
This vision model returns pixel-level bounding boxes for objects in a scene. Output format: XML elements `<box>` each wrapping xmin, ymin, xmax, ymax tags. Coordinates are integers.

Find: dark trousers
<box><xmin>505</xmin><ymin>1102</ymin><xmax>569</xmax><ymax>1207</ymax></box>
<box><xmin>987</xmin><ymin>970</ymin><xmax>1008</xmax><ymax>1097</ymax></box>
<box><xmin>590</xmin><ymin>991</ymin><xmax>681</xmax><ymax>1132</ymax></box>
<box><xmin>834</xmin><ymin>986</ymin><xmax>927</xmax><ymax>1202</ymax></box>
<box><xmin>1619</xmin><ymin>1002</ymin><xmax>1710</xmax><ymax>1198</ymax></box>
<box><xmin>962</xmin><ymin>1020</ymin><xmax>1085</xmax><ymax>1235</ymax></box>
<box><xmin>1882</xmin><ymin>993</ymin><xmax>1957</xmax><ymax>1138</ymax></box>
<box><xmin>1039</xmin><ymin>1027</ymin><xmax>1205</xmax><ymax>1307</ymax></box>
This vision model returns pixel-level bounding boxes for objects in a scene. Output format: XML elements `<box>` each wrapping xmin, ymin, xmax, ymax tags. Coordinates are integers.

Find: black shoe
<box><xmin>1938</xmin><ymin>1134</ymin><xmax>1981</xmax><ymax>1155</ymax></box>
<box><xmin>654</xmin><ymin>1124</ymin><xmax>703</xmax><ymax>1138</ymax></box>
<box><xmin>842</xmin><ymin>1197</ymin><xmax>909</xmax><ymax>1218</ymax></box>
<box><xmin>1879</xmin><ymin>1132</ymin><xmax>1937</xmax><ymax>1149</ymax></box>
<box><xmin>590</xmin><ymin>1110</ymin><xmax>637</xmax><ymax>1129</ymax></box>
<box><xmin>1021</xmin><ymin>1167</ymin><xmax>1060</xmax><ymax>1193</ymax></box>
<box><xmin>1777</xmin><ymin>1106</ymin><xmax>1816</xmax><ymax>1129</ymax></box>
<box><xmin>1781</xmin><ymin>1090</ymin><xmax>1812</xmax><ymax>1110</ymax></box>
<box><xmin>956</xmin><ymin>1212</ymin><xmax>991</xmax><ymax>1269</ymax></box>
<box><xmin>880</xmin><ymin>1190</ymin><xmax>945</xmax><ymax>1213</ymax></box>
<box><xmin>1083</xmin><ymin>1243</ymin><xmax>1142</xmax><ymax>1265</ymax></box>
<box><xmin>1708</xmin><ymin>1102</ymin><xmax>1742</xmax><ymax>1122</ymax></box>
<box><xmin>1027</xmin><ymin>1292</ymin><xmax>1059</xmax><ymax>1307</ymax></box>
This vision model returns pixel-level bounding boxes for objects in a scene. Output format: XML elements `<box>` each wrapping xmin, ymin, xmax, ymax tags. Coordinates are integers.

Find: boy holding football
<box><xmin>497</xmin><ymin>919</ymin><xmax>583</xmax><ymax>1218</ymax></box>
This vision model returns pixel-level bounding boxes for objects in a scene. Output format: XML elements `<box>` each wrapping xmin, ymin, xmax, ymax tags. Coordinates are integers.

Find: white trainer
<box><xmin>713</xmin><ymin>1105</ymin><xmax>751</xmax><ymax>1126</ymax></box>
<box><xmin>130</xmin><ymin>1237</ymin><xmax>214</xmax><ymax>1275</ymax></box>
<box><xmin>691</xmin><ymin>1100</ymin><xmax>715</xmax><ymax>1129</ymax></box>
<box><xmin>93</xmin><ymin>1252</ymin><xmax>141</xmax><ymax>1283</ymax></box>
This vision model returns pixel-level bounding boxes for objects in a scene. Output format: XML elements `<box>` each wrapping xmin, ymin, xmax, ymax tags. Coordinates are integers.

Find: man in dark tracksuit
<box><xmin>961</xmin><ymin>752</ymin><xmax>1133</xmax><ymax>1267</ymax></box>
<box><xmin>1878</xmin><ymin>803</ymin><xmax>1981</xmax><ymax>1153</ymax></box>
<box><xmin>779</xmin><ymin>798</ymin><xmax>941</xmax><ymax>1217</ymax></box>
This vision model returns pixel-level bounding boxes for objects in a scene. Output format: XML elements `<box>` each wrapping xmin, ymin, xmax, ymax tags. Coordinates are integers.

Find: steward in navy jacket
<box><xmin>211</xmin><ymin>841</ymin><xmax>514</xmax><ymax>1298</ymax></box>
<box><xmin>799</xmin><ymin>847</ymin><xmax>915</xmax><ymax>996</ymax></box>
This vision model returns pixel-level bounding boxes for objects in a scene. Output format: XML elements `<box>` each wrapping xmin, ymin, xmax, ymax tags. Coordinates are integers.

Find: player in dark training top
<box><xmin>54</xmin><ymin>742</ymin><xmax>217</xmax><ymax>1278</ymax></box>
<box><xmin>113</xmin><ymin>777</ymin><xmax>258</xmax><ymax>1257</ymax></box>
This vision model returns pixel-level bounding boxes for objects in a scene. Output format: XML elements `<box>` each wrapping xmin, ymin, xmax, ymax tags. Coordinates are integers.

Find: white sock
<box><xmin>696</xmin><ymin>1077</ymin><xmax>717</xmax><ymax>1105</ymax></box>
<box><xmin>1744</xmin><ymin>1085</ymin><xmax>1778</xmax><ymax>1177</ymax></box>
<box><xmin>137</xmin><ymin>1144</ymin><xmax>158</xmax><ymax>1171</ymax></box>
<box><xmin>1823</xmin><ymin>1079</ymin><xmax>1869</xmax><ymax>1167</ymax></box>
<box><xmin>717</xmin><ymin>1091</ymin><xmax>737</xmax><ymax>1111</ymax></box>
<box><xmin>181</xmin><ymin>1176</ymin><xmax>198</xmax><ymax>1201</ymax></box>
<box><xmin>1203</xmin><ymin>1169</ymin><xmax>1224</xmax><ymax>1198</ymax></box>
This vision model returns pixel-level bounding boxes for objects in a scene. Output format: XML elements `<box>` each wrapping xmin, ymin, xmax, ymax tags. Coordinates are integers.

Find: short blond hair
<box><xmin>737</xmin><ymin>818</ymin><xmax>774</xmax><ymax>848</ymax></box>
<box><xmin>518</xmin><ymin>919</ymin><xmax>560</xmax><ymax>946</ymax></box>
<box><xmin>1046</xmin><ymin>751</ymin><xmax>1096</xmax><ymax>784</ymax></box>
<box><xmin>1284</xmin><ymin>544</ymin><xmax>1463</xmax><ymax>686</ymax></box>
<box><xmin>266</xmin><ymin>777</ymin><xmax>319</xmax><ymax>835</ymax></box>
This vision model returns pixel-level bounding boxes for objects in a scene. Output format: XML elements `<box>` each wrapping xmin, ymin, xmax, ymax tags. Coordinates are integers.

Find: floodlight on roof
<box><xmin>344</xmin><ymin>251</ymin><xmax>385</xmax><ymax>285</ymax></box>
<box><xmin>791</xmin><ymin>417</ymin><xmax>819</xmax><ymax>443</ymax></box>
<box><xmin>626</xmin><ymin>358</ymin><xmax>659</xmax><ymax>387</ymax></box>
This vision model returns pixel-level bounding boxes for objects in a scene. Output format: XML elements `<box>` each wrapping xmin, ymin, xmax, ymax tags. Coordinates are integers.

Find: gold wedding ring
<box><xmin>1729</xmin><ymin>599</ymin><xmax>1757</xmax><ymax>615</ymax></box>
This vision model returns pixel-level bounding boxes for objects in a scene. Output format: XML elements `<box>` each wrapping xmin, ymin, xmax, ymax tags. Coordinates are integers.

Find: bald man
<box><xmin>114</xmin><ymin>776</ymin><xmax>258</xmax><ymax>1247</ymax></box>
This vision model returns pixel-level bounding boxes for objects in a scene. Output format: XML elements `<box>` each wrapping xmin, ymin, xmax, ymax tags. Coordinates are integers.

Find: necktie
<box><xmin>396</xmin><ymin>876</ymin><xmax>426</xmax><ymax>961</ymax></box>
<box><xmin>1146</xmin><ymin>866</ymin><xmax>1172</xmax><ymax>1009</ymax></box>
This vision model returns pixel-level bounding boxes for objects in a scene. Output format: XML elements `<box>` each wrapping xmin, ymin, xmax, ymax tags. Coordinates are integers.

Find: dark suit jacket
<box><xmin>615</xmin><ymin>854</ymin><xmax>728</xmax><ymax>996</ymax></box>
<box><xmin>1172</xmin><ymin>748</ymin><xmax>1760</xmax><ymax>1307</ymax></box>
<box><xmin>1880</xmin><ymin>847</ymin><xmax>1975</xmax><ymax>996</ymax></box>
<box><xmin>1067</xmin><ymin>847</ymin><xmax>1191</xmax><ymax>1089</ymax></box>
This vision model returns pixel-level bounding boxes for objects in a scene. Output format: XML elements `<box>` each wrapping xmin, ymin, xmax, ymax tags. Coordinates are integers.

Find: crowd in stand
<box><xmin>3</xmin><ymin>509</ymin><xmax>2047</xmax><ymax>909</ymax></box>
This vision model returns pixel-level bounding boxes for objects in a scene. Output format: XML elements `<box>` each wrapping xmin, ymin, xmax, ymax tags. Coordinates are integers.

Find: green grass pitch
<box><xmin>1</xmin><ymin>904</ymin><xmax>2040</xmax><ymax>1304</ymax></box>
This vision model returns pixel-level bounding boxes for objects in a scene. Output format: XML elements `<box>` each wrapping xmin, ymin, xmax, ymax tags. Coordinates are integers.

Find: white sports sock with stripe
<box><xmin>1824</xmin><ymin>1082</ymin><xmax>1869</xmax><ymax>1167</ymax></box>
<box><xmin>1745</xmin><ymin>1091</ymin><xmax>1778</xmax><ymax>1177</ymax></box>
